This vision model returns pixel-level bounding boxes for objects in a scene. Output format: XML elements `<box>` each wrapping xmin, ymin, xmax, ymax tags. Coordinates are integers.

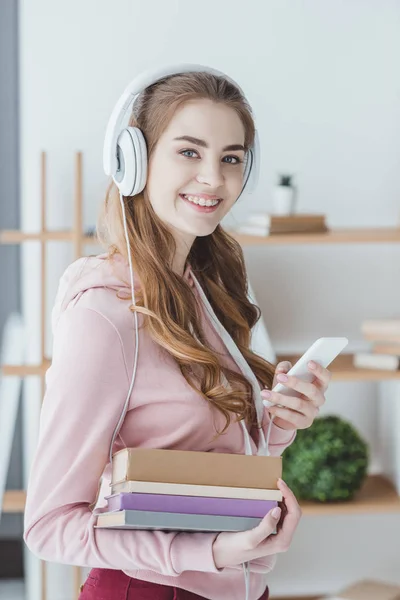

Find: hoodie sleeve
<box><xmin>262</xmin><ymin>413</ymin><xmax>296</xmax><ymax>457</ymax></box>
<box><xmin>23</xmin><ymin>306</ymin><xmax>221</xmax><ymax>575</ymax></box>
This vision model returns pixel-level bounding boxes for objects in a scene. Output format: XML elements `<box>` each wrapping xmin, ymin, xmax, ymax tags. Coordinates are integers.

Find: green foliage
<box><xmin>282</xmin><ymin>415</ymin><xmax>369</xmax><ymax>502</ymax></box>
<box><xmin>278</xmin><ymin>174</ymin><xmax>293</xmax><ymax>187</ymax></box>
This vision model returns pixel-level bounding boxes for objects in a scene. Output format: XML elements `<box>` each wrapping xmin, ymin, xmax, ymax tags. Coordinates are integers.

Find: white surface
<box><xmin>0</xmin><ymin>579</ymin><xmax>25</xmax><ymax>600</ymax></box>
<box><xmin>18</xmin><ymin>1</ymin><xmax>400</xmax><ymax>599</ymax></box>
<box><xmin>378</xmin><ymin>381</ymin><xmax>400</xmax><ymax>494</ymax></box>
<box><xmin>0</xmin><ymin>314</ymin><xmax>25</xmax><ymax>521</ymax></box>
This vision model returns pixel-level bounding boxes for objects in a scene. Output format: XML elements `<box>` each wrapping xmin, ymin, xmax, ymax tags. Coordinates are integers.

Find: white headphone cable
<box><xmin>108</xmin><ymin>191</ymin><xmax>140</xmax><ymax>464</ymax></box>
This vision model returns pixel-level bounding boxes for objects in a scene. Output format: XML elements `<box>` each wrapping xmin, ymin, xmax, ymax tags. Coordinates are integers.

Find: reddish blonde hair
<box><xmin>97</xmin><ymin>72</ymin><xmax>275</xmax><ymax>436</ymax></box>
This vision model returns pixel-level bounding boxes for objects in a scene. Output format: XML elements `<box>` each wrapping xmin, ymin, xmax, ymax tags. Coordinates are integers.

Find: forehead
<box><xmin>163</xmin><ymin>98</ymin><xmax>245</xmax><ymax>144</ymax></box>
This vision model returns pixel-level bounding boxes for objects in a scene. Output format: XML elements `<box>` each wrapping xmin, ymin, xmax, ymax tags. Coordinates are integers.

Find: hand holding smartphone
<box><xmin>263</xmin><ymin>337</ymin><xmax>348</xmax><ymax>407</ymax></box>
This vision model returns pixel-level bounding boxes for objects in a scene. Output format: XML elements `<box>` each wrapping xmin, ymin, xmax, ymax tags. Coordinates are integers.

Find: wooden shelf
<box><xmin>2</xmin><ymin>476</ymin><xmax>397</xmax><ymax>516</ymax></box>
<box><xmin>276</xmin><ymin>353</ymin><xmax>400</xmax><ymax>381</ymax></box>
<box><xmin>0</xmin><ymin>230</ymin><xmax>98</xmax><ymax>245</ymax></box>
<box><xmin>2</xmin><ymin>227</ymin><xmax>400</xmax><ymax>246</ymax></box>
<box><xmin>300</xmin><ymin>475</ymin><xmax>400</xmax><ymax>515</ymax></box>
<box><xmin>228</xmin><ymin>227</ymin><xmax>400</xmax><ymax>246</ymax></box>
<box><xmin>2</xmin><ymin>490</ymin><xmax>26</xmax><ymax>513</ymax></box>
<box><xmin>2</xmin><ymin>359</ymin><xmax>51</xmax><ymax>377</ymax></box>
<box><xmin>2</xmin><ymin>354</ymin><xmax>399</xmax><ymax>381</ymax></box>
<box><xmin>0</xmin><ymin>230</ymin><xmax>74</xmax><ymax>243</ymax></box>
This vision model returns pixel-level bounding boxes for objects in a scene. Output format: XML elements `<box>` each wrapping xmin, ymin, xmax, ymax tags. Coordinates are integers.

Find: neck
<box><xmin>171</xmin><ymin>231</ymin><xmax>196</xmax><ymax>276</ymax></box>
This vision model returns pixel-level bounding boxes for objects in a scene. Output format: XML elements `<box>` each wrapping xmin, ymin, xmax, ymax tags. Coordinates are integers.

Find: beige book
<box><xmin>362</xmin><ymin>319</ymin><xmax>400</xmax><ymax>338</ymax></box>
<box><xmin>110</xmin><ymin>479</ymin><xmax>283</xmax><ymax>501</ymax></box>
<box><xmin>111</xmin><ymin>448</ymin><xmax>282</xmax><ymax>489</ymax></box>
<box><xmin>373</xmin><ymin>342</ymin><xmax>400</xmax><ymax>356</ymax></box>
<box><xmin>325</xmin><ymin>579</ymin><xmax>400</xmax><ymax>600</ymax></box>
<box><xmin>363</xmin><ymin>333</ymin><xmax>400</xmax><ymax>343</ymax></box>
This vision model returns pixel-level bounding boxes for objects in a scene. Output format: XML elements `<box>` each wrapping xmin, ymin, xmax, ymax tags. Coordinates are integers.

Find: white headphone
<box><xmin>103</xmin><ymin>63</ymin><xmax>260</xmax><ymax>197</ymax></box>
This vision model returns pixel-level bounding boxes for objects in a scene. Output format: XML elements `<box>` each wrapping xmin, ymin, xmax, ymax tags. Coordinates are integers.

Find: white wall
<box><xmin>19</xmin><ymin>1</ymin><xmax>400</xmax><ymax>598</ymax></box>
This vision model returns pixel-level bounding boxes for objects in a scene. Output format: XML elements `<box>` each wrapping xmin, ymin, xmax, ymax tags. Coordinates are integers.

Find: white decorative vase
<box><xmin>271</xmin><ymin>175</ymin><xmax>296</xmax><ymax>215</ymax></box>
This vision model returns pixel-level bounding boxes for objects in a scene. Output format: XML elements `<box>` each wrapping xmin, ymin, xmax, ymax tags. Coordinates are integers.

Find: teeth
<box><xmin>183</xmin><ymin>195</ymin><xmax>220</xmax><ymax>207</ymax></box>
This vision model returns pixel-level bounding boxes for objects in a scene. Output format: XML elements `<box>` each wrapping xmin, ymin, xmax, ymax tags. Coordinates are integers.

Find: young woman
<box><xmin>23</xmin><ymin>65</ymin><xmax>330</xmax><ymax>600</ymax></box>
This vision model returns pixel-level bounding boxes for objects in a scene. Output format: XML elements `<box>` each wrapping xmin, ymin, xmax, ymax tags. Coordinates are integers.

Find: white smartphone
<box><xmin>263</xmin><ymin>337</ymin><xmax>349</xmax><ymax>407</ymax></box>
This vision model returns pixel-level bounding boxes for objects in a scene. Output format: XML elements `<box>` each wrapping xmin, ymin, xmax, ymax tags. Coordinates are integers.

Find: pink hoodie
<box><xmin>23</xmin><ymin>253</ymin><xmax>296</xmax><ymax>600</ymax></box>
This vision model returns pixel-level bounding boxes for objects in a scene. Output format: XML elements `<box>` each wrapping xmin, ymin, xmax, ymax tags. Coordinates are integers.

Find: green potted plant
<box><xmin>282</xmin><ymin>415</ymin><xmax>369</xmax><ymax>502</ymax></box>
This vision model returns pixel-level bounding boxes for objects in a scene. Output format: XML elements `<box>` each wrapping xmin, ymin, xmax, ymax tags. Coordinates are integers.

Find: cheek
<box><xmin>148</xmin><ymin>154</ymin><xmax>193</xmax><ymax>195</ymax></box>
<box><xmin>226</xmin><ymin>167</ymin><xmax>246</xmax><ymax>197</ymax></box>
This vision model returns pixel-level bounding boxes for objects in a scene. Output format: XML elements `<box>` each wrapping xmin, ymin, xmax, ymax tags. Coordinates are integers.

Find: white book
<box><xmin>353</xmin><ymin>352</ymin><xmax>399</xmax><ymax>371</ymax></box>
<box><xmin>110</xmin><ymin>479</ymin><xmax>282</xmax><ymax>501</ymax></box>
<box><xmin>245</xmin><ymin>213</ymin><xmax>273</xmax><ymax>227</ymax></box>
<box><xmin>235</xmin><ymin>224</ymin><xmax>269</xmax><ymax>236</ymax></box>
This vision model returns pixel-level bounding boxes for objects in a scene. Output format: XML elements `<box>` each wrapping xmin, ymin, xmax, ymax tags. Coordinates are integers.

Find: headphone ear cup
<box><xmin>244</xmin><ymin>131</ymin><xmax>260</xmax><ymax>194</ymax></box>
<box><xmin>113</xmin><ymin>127</ymin><xmax>148</xmax><ymax>196</ymax></box>
<box><xmin>132</xmin><ymin>128</ymin><xmax>147</xmax><ymax>195</ymax></box>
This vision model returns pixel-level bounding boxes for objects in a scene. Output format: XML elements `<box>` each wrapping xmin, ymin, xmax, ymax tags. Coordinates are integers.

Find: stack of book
<box><xmin>95</xmin><ymin>448</ymin><xmax>282</xmax><ymax>532</ymax></box>
<box><xmin>353</xmin><ymin>319</ymin><xmax>400</xmax><ymax>371</ymax></box>
<box><xmin>234</xmin><ymin>213</ymin><xmax>328</xmax><ymax>237</ymax></box>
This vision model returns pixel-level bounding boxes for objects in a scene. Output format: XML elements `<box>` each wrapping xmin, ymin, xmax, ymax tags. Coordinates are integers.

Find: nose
<box><xmin>195</xmin><ymin>159</ymin><xmax>224</xmax><ymax>189</ymax></box>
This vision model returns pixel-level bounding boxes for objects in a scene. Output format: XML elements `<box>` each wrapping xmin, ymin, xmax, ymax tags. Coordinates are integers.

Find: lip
<box><xmin>179</xmin><ymin>194</ymin><xmax>222</xmax><ymax>213</ymax></box>
<box><xmin>181</xmin><ymin>193</ymin><xmax>222</xmax><ymax>201</ymax></box>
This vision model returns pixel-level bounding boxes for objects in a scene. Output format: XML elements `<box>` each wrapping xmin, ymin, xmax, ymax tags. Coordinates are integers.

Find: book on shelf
<box><xmin>111</xmin><ymin>447</ymin><xmax>281</xmax><ymax>490</ymax></box>
<box><xmin>361</xmin><ymin>319</ymin><xmax>400</xmax><ymax>341</ymax></box>
<box><xmin>372</xmin><ymin>342</ymin><xmax>400</xmax><ymax>356</ymax></box>
<box><xmin>105</xmin><ymin>491</ymin><xmax>278</xmax><ymax>518</ymax></box>
<box><xmin>234</xmin><ymin>212</ymin><xmax>328</xmax><ymax>236</ymax></box>
<box><xmin>95</xmin><ymin>509</ymin><xmax>264</xmax><ymax>532</ymax></box>
<box><xmin>319</xmin><ymin>579</ymin><xmax>400</xmax><ymax>600</ymax></box>
<box><xmin>353</xmin><ymin>352</ymin><xmax>400</xmax><ymax>371</ymax></box>
<box><xmin>110</xmin><ymin>479</ymin><xmax>282</xmax><ymax>501</ymax></box>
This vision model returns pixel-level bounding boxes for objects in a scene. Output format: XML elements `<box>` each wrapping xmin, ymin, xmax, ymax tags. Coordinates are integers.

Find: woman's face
<box><xmin>145</xmin><ymin>98</ymin><xmax>247</xmax><ymax>247</ymax></box>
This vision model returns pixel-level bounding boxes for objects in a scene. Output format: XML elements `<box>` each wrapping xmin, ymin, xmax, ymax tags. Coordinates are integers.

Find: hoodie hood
<box><xmin>52</xmin><ymin>254</ymin><xmax>126</xmax><ymax>333</ymax></box>
<box><xmin>51</xmin><ymin>253</ymin><xmax>193</xmax><ymax>334</ymax></box>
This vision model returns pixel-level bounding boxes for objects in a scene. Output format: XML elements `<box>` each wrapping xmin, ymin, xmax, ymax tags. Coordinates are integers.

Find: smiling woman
<box><xmin>23</xmin><ymin>66</ymin><xmax>309</xmax><ymax>600</ymax></box>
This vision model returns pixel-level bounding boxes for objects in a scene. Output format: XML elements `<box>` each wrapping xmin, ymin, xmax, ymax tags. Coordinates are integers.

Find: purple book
<box><xmin>105</xmin><ymin>492</ymin><xmax>278</xmax><ymax>518</ymax></box>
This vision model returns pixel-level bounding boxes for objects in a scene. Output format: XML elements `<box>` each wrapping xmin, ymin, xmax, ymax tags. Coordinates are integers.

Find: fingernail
<box><xmin>271</xmin><ymin>507</ymin><xmax>281</xmax><ymax>519</ymax></box>
<box><xmin>308</xmin><ymin>361</ymin><xmax>316</xmax><ymax>369</ymax></box>
<box><xmin>277</xmin><ymin>373</ymin><xmax>288</xmax><ymax>382</ymax></box>
<box><xmin>278</xmin><ymin>478</ymin><xmax>286</xmax><ymax>486</ymax></box>
<box><xmin>262</xmin><ymin>390</ymin><xmax>271</xmax><ymax>398</ymax></box>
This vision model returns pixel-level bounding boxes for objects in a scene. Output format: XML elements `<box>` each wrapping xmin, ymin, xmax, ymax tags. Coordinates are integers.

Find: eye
<box><xmin>179</xmin><ymin>149</ymin><xmax>199</xmax><ymax>159</ymax></box>
<box><xmin>223</xmin><ymin>155</ymin><xmax>243</xmax><ymax>165</ymax></box>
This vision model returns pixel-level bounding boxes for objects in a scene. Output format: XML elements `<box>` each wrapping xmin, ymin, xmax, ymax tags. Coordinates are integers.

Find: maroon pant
<box><xmin>78</xmin><ymin>568</ymin><xmax>269</xmax><ymax>600</ymax></box>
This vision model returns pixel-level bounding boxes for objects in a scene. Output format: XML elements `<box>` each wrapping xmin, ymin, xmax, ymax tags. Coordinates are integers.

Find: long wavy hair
<box><xmin>97</xmin><ymin>71</ymin><xmax>275</xmax><ymax>437</ymax></box>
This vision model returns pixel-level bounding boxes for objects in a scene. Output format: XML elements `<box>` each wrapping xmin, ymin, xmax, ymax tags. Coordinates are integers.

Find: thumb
<box><xmin>247</xmin><ymin>506</ymin><xmax>282</xmax><ymax>549</ymax></box>
<box><xmin>272</xmin><ymin>361</ymin><xmax>292</xmax><ymax>389</ymax></box>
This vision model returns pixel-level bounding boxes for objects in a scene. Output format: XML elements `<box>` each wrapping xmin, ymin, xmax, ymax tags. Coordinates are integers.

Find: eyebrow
<box><xmin>173</xmin><ymin>135</ymin><xmax>246</xmax><ymax>152</ymax></box>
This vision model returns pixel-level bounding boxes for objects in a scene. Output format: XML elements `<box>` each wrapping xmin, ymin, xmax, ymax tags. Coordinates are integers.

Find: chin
<box><xmin>189</xmin><ymin>223</ymin><xmax>219</xmax><ymax>238</ymax></box>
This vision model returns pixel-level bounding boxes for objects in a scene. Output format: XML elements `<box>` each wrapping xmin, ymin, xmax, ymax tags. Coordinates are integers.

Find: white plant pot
<box><xmin>272</xmin><ymin>186</ymin><xmax>296</xmax><ymax>215</ymax></box>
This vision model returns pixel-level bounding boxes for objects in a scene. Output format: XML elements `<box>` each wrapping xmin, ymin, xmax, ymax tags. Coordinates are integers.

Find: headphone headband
<box><xmin>103</xmin><ymin>63</ymin><xmax>260</xmax><ymax>195</ymax></box>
